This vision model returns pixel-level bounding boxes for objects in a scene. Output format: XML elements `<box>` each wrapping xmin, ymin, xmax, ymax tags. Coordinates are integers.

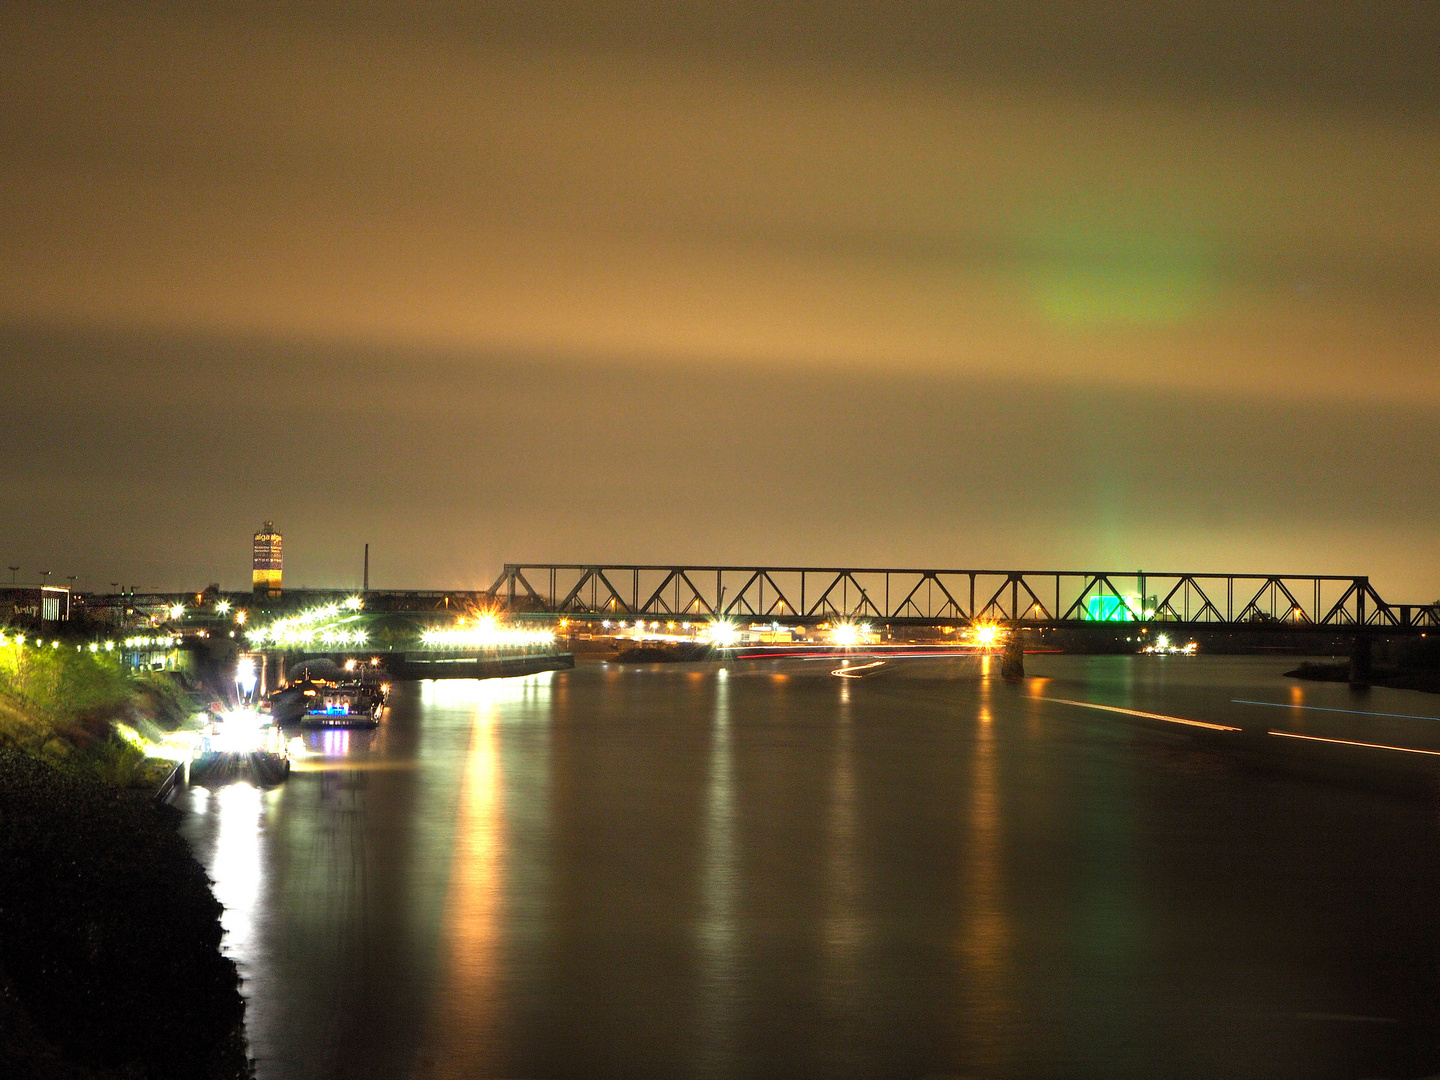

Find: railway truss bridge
<box><xmin>485</xmin><ymin>564</ymin><xmax>1440</xmax><ymax>635</ymax></box>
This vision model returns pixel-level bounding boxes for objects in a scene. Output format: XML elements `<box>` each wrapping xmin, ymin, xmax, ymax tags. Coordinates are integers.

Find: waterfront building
<box><xmin>0</xmin><ymin>585</ymin><xmax>71</xmax><ymax>623</ymax></box>
<box><xmin>252</xmin><ymin>521</ymin><xmax>283</xmax><ymax>597</ymax></box>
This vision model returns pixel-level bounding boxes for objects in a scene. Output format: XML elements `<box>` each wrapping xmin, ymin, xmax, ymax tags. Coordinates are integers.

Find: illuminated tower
<box><xmin>252</xmin><ymin>521</ymin><xmax>282</xmax><ymax>597</ymax></box>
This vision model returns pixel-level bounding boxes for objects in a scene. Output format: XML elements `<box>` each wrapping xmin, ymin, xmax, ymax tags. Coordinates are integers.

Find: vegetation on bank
<box><xmin>0</xmin><ymin>641</ymin><xmax>250</xmax><ymax>1077</ymax></box>
<box><xmin>1287</xmin><ymin>637</ymin><xmax>1440</xmax><ymax>693</ymax></box>
<box><xmin>0</xmin><ymin>638</ymin><xmax>195</xmax><ymax>787</ymax></box>
<box><xmin>0</xmin><ymin>750</ymin><xmax>250</xmax><ymax>1079</ymax></box>
<box><xmin>613</xmin><ymin>641</ymin><xmax>715</xmax><ymax>663</ymax></box>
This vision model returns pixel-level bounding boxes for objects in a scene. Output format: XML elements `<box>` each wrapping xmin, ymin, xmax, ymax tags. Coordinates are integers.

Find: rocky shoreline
<box><xmin>0</xmin><ymin>750</ymin><xmax>249</xmax><ymax>1079</ymax></box>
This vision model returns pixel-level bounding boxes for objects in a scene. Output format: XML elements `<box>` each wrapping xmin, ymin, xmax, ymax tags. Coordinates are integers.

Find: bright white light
<box><xmin>707</xmin><ymin>620</ymin><xmax>737</xmax><ymax>647</ymax></box>
<box><xmin>235</xmin><ymin>657</ymin><xmax>258</xmax><ymax>695</ymax></box>
<box><xmin>168</xmin><ymin>604</ymin><xmax>185</xmax><ymax>619</ymax></box>
<box><xmin>206</xmin><ymin>709</ymin><xmax>268</xmax><ymax>753</ymax></box>
<box><xmin>974</xmin><ymin>625</ymin><xmax>999</xmax><ymax>647</ymax></box>
<box><xmin>1157</xmin><ymin>634</ymin><xmax>1170</xmax><ymax>648</ymax></box>
<box><xmin>216</xmin><ymin>600</ymin><xmax>232</xmax><ymax>614</ymax></box>
<box><xmin>344</xmin><ymin>596</ymin><xmax>363</xmax><ymax>610</ymax></box>
<box><xmin>832</xmin><ymin>623</ymin><xmax>860</xmax><ymax>647</ymax></box>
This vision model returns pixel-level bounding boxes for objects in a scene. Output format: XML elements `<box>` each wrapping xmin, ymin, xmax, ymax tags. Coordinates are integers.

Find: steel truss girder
<box><xmin>482</xmin><ymin>565</ymin><xmax>1438</xmax><ymax>633</ymax></box>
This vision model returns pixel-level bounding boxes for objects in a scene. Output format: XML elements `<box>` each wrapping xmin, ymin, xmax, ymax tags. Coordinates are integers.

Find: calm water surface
<box><xmin>178</xmin><ymin>655</ymin><xmax>1440</xmax><ymax>1079</ymax></box>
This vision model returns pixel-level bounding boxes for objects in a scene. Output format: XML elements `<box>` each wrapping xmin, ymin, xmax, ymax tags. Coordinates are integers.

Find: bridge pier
<box><xmin>1001</xmin><ymin>634</ymin><xmax>1025</xmax><ymax>681</ymax></box>
<box><xmin>1348</xmin><ymin>635</ymin><xmax>1373</xmax><ymax>687</ymax></box>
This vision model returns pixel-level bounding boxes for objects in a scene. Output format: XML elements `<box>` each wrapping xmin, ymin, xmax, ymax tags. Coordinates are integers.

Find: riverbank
<box><xmin>0</xmin><ymin>750</ymin><xmax>250</xmax><ymax>1078</ymax></box>
<box><xmin>612</xmin><ymin>642</ymin><xmax>713</xmax><ymax>663</ymax></box>
<box><xmin>1287</xmin><ymin>660</ymin><xmax>1440</xmax><ymax>694</ymax></box>
<box><xmin>0</xmin><ymin>641</ymin><xmax>195</xmax><ymax>787</ymax></box>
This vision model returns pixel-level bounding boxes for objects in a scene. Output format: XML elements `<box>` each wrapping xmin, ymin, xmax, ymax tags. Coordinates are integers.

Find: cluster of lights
<box><xmin>1</xmin><ymin>632</ymin><xmax>147</xmax><ymax>653</ymax></box>
<box><xmin>600</xmin><ymin>619</ymin><xmax>695</xmax><ymax>631</ymax></box>
<box><xmin>1142</xmin><ymin>634</ymin><xmax>1199</xmax><ymax>656</ymax></box>
<box><xmin>421</xmin><ymin>616</ymin><xmax>555</xmax><ymax>649</ymax></box>
<box><xmin>249</xmin><ymin>624</ymin><xmax>369</xmax><ymax>647</ymax></box>
<box><xmin>124</xmin><ymin>635</ymin><xmax>180</xmax><ymax>649</ymax></box>
<box><xmin>246</xmin><ymin>601</ymin><xmax>366</xmax><ymax>648</ymax></box>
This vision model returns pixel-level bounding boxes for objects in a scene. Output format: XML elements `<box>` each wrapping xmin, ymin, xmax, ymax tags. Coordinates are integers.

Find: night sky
<box><xmin>3</xmin><ymin>3</ymin><xmax>1438</xmax><ymax>596</ymax></box>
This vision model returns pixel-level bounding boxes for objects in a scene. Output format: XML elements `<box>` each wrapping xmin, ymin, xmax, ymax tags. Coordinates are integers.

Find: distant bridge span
<box><xmin>483</xmin><ymin>564</ymin><xmax>1440</xmax><ymax>633</ymax></box>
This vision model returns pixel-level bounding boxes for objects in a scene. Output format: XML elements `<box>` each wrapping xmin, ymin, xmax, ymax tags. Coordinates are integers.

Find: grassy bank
<box><xmin>0</xmin><ymin>640</ymin><xmax>250</xmax><ymax>1077</ymax></box>
<box><xmin>0</xmin><ymin>638</ymin><xmax>194</xmax><ymax>787</ymax></box>
<box><xmin>0</xmin><ymin>750</ymin><xmax>249</xmax><ymax>1079</ymax></box>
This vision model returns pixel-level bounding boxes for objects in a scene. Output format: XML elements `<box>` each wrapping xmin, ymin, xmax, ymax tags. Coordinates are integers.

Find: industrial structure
<box><xmin>252</xmin><ymin>521</ymin><xmax>282</xmax><ymax>597</ymax></box>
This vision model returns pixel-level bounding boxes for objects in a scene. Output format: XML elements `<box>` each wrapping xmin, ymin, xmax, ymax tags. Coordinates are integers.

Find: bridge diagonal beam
<box><xmin>1271</xmin><ymin>578</ymin><xmax>1310</xmax><ymax>622</ymax></box>
<box><xmin>805</xmin><ymin>572</ymin><xmax>848</xmax><ymax>618</ymax></box>
<box><xmin>722</xmin><ymin>570</ymin><xmax>766</xmax><ymax>617</ymax></box>
<box><xmin>1060</xmin><ymin>576</ymin><xmax>1105</xmax><ymax>621</ymax></box>
<box><xmin>482</xmin><ymin>564</ymin><xmax>1432</xmax><ymax>635</ymax></box>
<box><xmin>1320</xmin><ymin>580</ymin><xmax>1361</xmax><ymax>626</ymax></box>
<box><xmin>1016</xmin><ymin>576</ymin><xmax>1052</xmax><ymax>620</ymax></box>
<box><xmin>639</xmin><ymin>570</ymin><xmax>684</xmax><ymax>616</ymax></box>
<box><xmin>976</xmin><ymin>577</ymin><xmax>1009</xmax><ymax>620</ymax></box>
<box><xmin>556</xmin><ymin>568</ymin><xmax>601</xmax><ymax>613</ymax></box>
<box><xmin>676</xmin><ymin>571</ymin><xmax>716</xmax><ymax>616</ymax></box>
<box><xmin>758</xmin><ymin>571</ymin><xmax>797</xmax><ymax>617</ymax></box>
<box><xmin>893</xmin><ymin>574</ymin><xmax>932</xmax><ymax>620</ymax></box>
<box><xmin>592</xmin><ymin>570</ymin><xmax>633</xmax><ymax>614</ymax></box>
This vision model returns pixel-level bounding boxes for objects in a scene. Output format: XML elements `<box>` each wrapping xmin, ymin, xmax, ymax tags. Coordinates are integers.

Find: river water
<box><xmin>177</xmin><ymin>655</ymin><xmax>1440</xmax><ymax>1079</ymax></box>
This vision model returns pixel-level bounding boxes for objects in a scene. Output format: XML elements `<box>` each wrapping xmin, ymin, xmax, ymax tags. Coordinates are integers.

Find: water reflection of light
<box><xmin>211</xmin><ymin>782</ymin><xmax>266</xmax><ymax>958</ymax></box>
<box><xmin>434</xmin><ymin>685</ymin><xmax>506</xmax><ymax>1074</ymax></box>
<box><xmin>698</xmin><ymin>666</ymin><xmax>738</xmax><ymax>1071</ymax></box>
<box><xmin>421</xmin><ymin>671</ymin><xmax>553</xmax><ymax>709</ymax></box>
<box><xmin>823</xmin><ymin>685</ymin><xmax>862</xmax><ymax>1013</ymax></box>
<box><xmin>960</xmin><ymin>704</ymin><xmax>1011</xmax><ymax>1068</ymax></box>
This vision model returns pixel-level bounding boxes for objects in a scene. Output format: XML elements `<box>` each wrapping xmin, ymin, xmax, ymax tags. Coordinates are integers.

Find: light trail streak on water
<box><xmin>1234</xmin><ymin>698</ymin><xmax>1440</xmax><ymax>722</ymax></box>
<box><xmin>1268</xmin><ymin>731</ymin><xmax>1440</xmax><ymax>756</ymax></box>
<box><xmin>1034</xmin><ymin>695</ymin><xmax>1242</xmax><ymax>731</ymax></box>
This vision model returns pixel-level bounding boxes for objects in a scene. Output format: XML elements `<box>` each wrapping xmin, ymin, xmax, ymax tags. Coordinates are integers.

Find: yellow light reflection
<box><xmin>210</xmin><ymin>782</ymin><xmax>265</xmax><ymax>958</ymax></box>
<box><xmin>822</xmin><ymin>686</ymin><xmax>862</xmax><ymax>1024</ymax></box>
<box><xmin>433</xmin><ymin>693</ymin><xmax>504</xmax><ymax>1074</ymax></box>
<box><xmin>959</xmin><ymin>704</ymin><xmax>1010</xmax><ymax>1067</ymax></box>
<box><xmin>697</xmin><ymin>667</ymin><xmax>738</xmax><ymax>1071</ymax></box>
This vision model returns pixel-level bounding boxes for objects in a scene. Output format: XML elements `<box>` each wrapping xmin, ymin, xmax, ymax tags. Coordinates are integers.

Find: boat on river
<box><xmin>299</xmin><ymin>681</ymin><xmax>386</xmax><ymax>728</ymax></box>
<box><xmin>191</xmin><ymin>707</ymin><xmax>292</xmax><ymax>786</ymax></box>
